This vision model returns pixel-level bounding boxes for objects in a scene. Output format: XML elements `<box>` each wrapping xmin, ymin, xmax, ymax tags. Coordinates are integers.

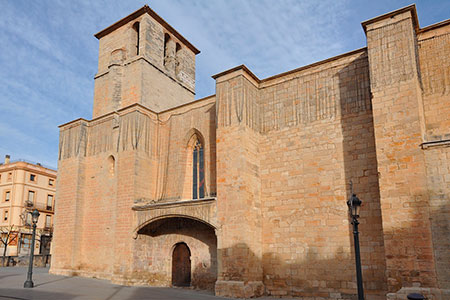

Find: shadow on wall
<box><xmin>219</xmin><ymin>242</ymin><xmax>370</xmax><ymax>299</ymax></box>
<box><xmin>337</xmin><ymin>54</ymin><xmax>388</xmax><ymax>293</ymax></box>
<box><xmin>381</xmin><ymin>194</ymin><xmax>449</xmax><ymax>295</ymax></box>
<box><xmin>430</xmin><ymin>200</ymin><xmax>450</xmax><ymax>290</ymax></box>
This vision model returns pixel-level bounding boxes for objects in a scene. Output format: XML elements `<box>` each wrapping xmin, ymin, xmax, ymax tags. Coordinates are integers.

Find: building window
<box><xmin>7</xmin><ymin>172</ymin><xmax>12</xmax><ymax>181</ymax></box>
<box><xmin>4</xmin><ymin>191</ymin><xmax>10</xmax><ymax>202</ymax></box>
<box><xmin>48</xmin><ymin>179</ymin><xmax>54</xmax><ymax>186</ymax></box>
<box><xmin>25</xmin><ymin>212</ymin><xmax>32</xmax><ymax>226</ymax></box>
<box><xmin>132</xmin><ymin>22</ymin><xmax>140</xmax><ymax>56</ymax></box>
<box><xmin>45</xmin><ymin>215</ymin><xmax>51</xmax><ymax>228</ymax></box>
<box><xmin>3</xmin><ymin>210</ymin><xmax>8</xmax><ymax>221</ymax></box>
<box><xmin>192</xmin><ymin>140</ymin><xmax>205</xmax><ymax>199</ymax></box>
<box><xmin>30</xmin><ymin>174</ymin><xmax>36</xmax><ymax>182</ymax></box>
<box><xmin>20</xmin><ymin>233</ymin><xmax>32</xmax><ymax>251</ymax></box>
<box><xmin>47</xmin><ymin>195</ymin><xmax>53</xmax><ymax>210</ymax></box>
<box><xmin>27</xmin><ymin>191</ymin><xmax>35</xmax><ymax>206</ymax></box>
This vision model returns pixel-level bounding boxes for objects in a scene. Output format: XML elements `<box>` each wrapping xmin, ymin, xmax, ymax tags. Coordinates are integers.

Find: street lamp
<box><xmin>347</xmin><ymin>181</ymin><xmax>364</xmax><ymax>300</ymax></box>
<box><xmin>24</xmin><ymin>209</ymin><xmax>40</xmax><ymax>288</ymax></box>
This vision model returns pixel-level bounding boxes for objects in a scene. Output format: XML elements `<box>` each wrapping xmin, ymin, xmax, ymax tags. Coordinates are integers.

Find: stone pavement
<box><xmin>0</xmin><ymin>267</ymin><xmax>237</xmax><ymax>300</ymax></box>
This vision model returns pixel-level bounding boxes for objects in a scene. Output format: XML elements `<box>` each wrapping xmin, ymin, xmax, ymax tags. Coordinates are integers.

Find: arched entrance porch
<box><xmin>134</xmin><ymin>216</ymin><xmax>217</xmax><ymax>290</ymax></box>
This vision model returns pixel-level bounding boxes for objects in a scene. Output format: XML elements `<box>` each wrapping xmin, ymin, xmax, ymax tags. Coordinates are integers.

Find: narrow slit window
<box><xmin>164</xmin><ymin>33</ymin><xmax>170</xmax><ymax>66</ymax></box>
<box><xmin>192</xmin><ymin>140</ymin><xmax>205</xmax><ymax>199</ymax></box>
<box><xmin>132</xmin><ymin>22</ymin><xmax>140</xmax><ymax>56</ymax></box>
<box><xmin>175</xmin><ymin>43</ymin><xmax>181</xmax><ymax>75</ymax></box>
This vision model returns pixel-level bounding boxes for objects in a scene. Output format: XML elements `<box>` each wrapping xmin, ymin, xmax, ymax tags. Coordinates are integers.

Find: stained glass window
<box><xmin>192</xmin><ymin>140</ymin><xmax>205</xmax><ymax>199</ymax></box>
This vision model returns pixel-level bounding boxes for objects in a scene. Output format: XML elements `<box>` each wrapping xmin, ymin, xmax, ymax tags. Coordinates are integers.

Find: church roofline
<box><xmin>94</xmin><ymin>5</ymin><xmax>200</xmax><ymax>55</ymax></box>
<box><xmin>418</xmin><ymin>18</ymin><xmax>450</xmax><ymax>33</ymax></box>
<box><xmin>260</xmin><ymin>47</ymin><xmax>367</xmax><ymax>84</ymax></box>
<box><xmin>212</xmin><ymin>47</ymin><xmax>367</xmax><ymax>85</ymax></box>
<box><xmin>59</xmin><ymin>96</ymin><xmax>217</xmax><ymax>130</ymax></box>
<box><xmin>211</xmin><ymin>65</ymin><xmax>260</xmax><ymax>83</ymax></box>
<box><xmin>361</xmin><ymin>4</ymin><xmax>419</xmax><ymax>34</ymax></box>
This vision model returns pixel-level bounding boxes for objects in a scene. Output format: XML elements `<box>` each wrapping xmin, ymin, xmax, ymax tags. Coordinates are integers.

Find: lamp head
<box><xmin>347</xmin><ymin>193</ymin><xmax>362</xmax><ymax>218</ymax></box>
<box><xmin>31</xmin><ymin>209</ymin><xmax>40</xmax><ymax>224</ymax></box>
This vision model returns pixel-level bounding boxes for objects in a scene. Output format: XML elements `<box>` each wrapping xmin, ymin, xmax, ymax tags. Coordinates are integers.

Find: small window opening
<box><xmin>132</xmin><ymin>22</ymin><xmax>140</xmax><ymax>56</ymax></box>
<box><xmin>164</xmin><ymin>33</ymin><xmax>171</xmax><ymax>66</ymax></box>
<box><xmin>49</xmin><ymin>179</ymin><xmax>54</xmax><ymax>186</ymax></box>
<box><xmin>107</xmin><ymin>155</ymin><xmax>116</xmax><ymax>176</ymax></box>
<box><xmin>5</xmin><ymin>191</ymin><xmax>10</xmax><ymax>202</ymax></box>
<box><xmin>4</xmin><ymin>210</ymin><xmax>8</xmax><ymax>221</ymax></box>
<box><xmin>192</xmin><ymin>140</ymin><xmax>205</xmax><ymax>199</ymax></box>
<box><xmin>30</xmin><ymin>174</ymin><xmax>36</xmax><ymax>182</ymax></box>
<box><xmin>175</xmin><ymin>43</ymin><xmax>181</xmax><ymax>75</ymax></box>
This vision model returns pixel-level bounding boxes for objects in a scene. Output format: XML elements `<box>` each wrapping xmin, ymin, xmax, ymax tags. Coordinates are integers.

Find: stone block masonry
<box><xmin>51</xmin><ymin>4</ymin><xmax>450</xmax><ymax>300</ymax></box>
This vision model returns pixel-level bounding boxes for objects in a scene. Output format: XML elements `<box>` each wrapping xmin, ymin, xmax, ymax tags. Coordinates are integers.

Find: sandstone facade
<box><xmin>50</xmin><ymin>5</ymin><xmax>450</xmax><ymax>300</ymax></box>
<box><xmin>0</xmin><ymin>156</ymin><xmax>56</xmax><ymax>256</ymax></box>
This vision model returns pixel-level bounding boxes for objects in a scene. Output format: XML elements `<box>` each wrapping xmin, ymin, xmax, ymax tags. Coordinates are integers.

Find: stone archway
<box><xmin>134</xmin><ymin>216</ymin><xmax>217</xmax><ymax>290</ymax></box>
<box><xmin>172</xmin><ymin>242</ymin><xmax>191</xmax><ymax>286</ymax></box>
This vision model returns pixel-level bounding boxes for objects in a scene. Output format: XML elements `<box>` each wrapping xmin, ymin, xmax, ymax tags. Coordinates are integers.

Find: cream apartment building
<box><xmin>0</xmin><ymin>155</ymin><xmax>56</xmax><ymax>256</ymax></box>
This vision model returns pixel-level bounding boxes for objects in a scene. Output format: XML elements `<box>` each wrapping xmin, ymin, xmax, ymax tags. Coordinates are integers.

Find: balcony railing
<box><xmin>24</xmin><ymin>202</ymin><xmax>53</xmax><ymax>212</ymax></box>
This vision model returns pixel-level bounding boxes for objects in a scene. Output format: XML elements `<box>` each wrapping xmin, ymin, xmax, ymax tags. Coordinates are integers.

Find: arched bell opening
<box><xmin>136</xmin><ymin>217</ymin><xmax>217</xmax><ymax>290</ymax></box>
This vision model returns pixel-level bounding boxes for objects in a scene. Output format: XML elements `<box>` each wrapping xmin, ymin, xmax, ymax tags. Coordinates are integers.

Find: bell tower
<box><xmin>92</xmin><ymin>5</ymin><xmax>200</xmax><ymax>117</ymax></box>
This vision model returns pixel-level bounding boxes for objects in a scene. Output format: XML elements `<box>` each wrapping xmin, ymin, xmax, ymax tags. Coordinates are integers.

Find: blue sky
<box><xmin>0</xmin><ymin>0</ymin><xmax>448</xmax><ymax>169</ymax></box>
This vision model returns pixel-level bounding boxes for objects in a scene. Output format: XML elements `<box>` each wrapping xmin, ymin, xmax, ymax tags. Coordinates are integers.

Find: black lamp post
<box><xmin>347</xmin><ymin>182</ymin><xmax>364</xmax><ymax>300</ymax></box>
<box><xmin>24</xmin><ymin>209</ymin><xmax>40</xmax><ymax>288</ymax></box>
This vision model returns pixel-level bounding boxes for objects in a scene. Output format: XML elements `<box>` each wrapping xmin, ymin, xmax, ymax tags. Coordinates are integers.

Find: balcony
<box><xmin>32</xmin><ymin>202</ymin><xmax>54</xmax><ymax>212</ymax></box>
<box><xmin>43</xmin><ymin>224</ymin><xmax>53</xmax><ymax>232</ymax></box>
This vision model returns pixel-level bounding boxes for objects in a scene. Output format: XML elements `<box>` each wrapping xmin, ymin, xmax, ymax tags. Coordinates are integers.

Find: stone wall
<box><xmin>365</xmin><ymin>7</ymin><xmax>439</xmax><ymax>296</ymax></box>
<box><xmin>418</xmin><ymin>20</ymin><xmax>450</xmax><ymax>296</ymax></box>
<box><xmin>258</xmin><ymin>53</ymin><xmax>385</xmax><ymax>298</ymax></box>
<box><xmin>212</xmin><ymin>50</ymin><xmax>387</xmax><ymax>299</ymax></box>
<box><xmin>418</xmin><ymin>27</ymin><xmax>450</xmax><ymax>141</ymax></box>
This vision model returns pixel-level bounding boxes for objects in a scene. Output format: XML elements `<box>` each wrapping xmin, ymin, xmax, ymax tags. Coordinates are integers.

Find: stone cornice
<box><xmin>94</xmin><ymin>5</ymin><xmax>200</xmax><ymax>55</ymax></box>
<box><xmin>132</xmin><ymin>197</ymin><xmax>216</xmax><ymax>211</ymax></box>
<box><xmin>361</xmin><ymin>4</ymin><xmax>419</xmax><ymax>34</ymax></box>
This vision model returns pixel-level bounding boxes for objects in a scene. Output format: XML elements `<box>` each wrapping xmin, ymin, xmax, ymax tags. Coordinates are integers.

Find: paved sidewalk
<box><xmin>0</xmin><ymin>267</ymin><xmax>233</xmax><ymax>300</ymax></box>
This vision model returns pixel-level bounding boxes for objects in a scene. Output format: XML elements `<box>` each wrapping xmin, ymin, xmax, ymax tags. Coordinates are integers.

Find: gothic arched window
<box><xmin>192</xmin><ymin>140</ymin><xmax>205</xmax><ymax>199</ymax></box>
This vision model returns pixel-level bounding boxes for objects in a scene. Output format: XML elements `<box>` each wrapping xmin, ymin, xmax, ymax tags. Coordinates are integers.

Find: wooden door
<box><xmin>172</xmin><ymin>243</ymin><xmax>191</xmax><ymax>286</ymax></box>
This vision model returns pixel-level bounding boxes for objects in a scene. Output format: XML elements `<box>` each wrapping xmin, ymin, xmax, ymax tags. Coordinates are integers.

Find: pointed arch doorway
<box><xmin>172</xmin><ymin>242</ymin><xmax>191</xmax><ymax>287</ymax></box>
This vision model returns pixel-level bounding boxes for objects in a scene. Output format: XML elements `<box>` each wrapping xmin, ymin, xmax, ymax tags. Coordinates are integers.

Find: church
<box><xmin>50</xmin><ymin>4</ymin><xmax>450</xmax><ymax>300</ymax></box>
